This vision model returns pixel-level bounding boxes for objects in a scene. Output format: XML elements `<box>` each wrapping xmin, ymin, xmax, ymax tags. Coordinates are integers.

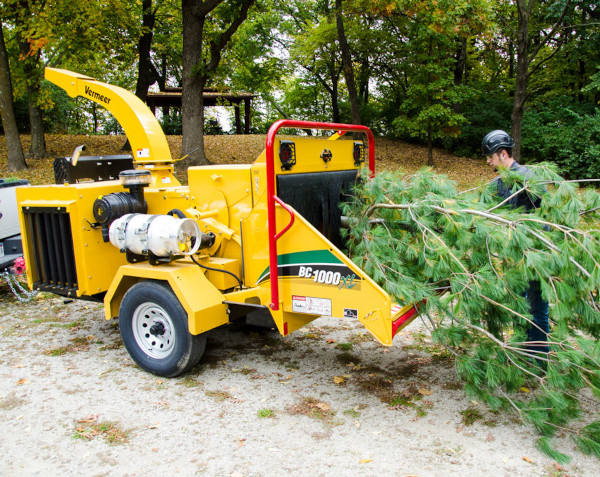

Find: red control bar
<box><xmin>265</xmin><ymin>120</ymin><xmax>376</xmax><ymax>311</ymax></box>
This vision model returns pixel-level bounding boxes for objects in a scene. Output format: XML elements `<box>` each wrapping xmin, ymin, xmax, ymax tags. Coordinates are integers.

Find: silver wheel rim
<box><xmin>132</xmin><ymin>302</ymin><xmax>176</xmax><ymax>359</ymax></box>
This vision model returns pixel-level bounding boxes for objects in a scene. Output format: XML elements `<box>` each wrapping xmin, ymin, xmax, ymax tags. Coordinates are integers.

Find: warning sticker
<box><xmin>292</xmin><ymin>295</ymin><xmax>332</xmax><ymax>316</ymax></box>
<box><xmin>136</xmin><ymin>148</ymin><xmax>150</xmax><ymax>158</ymax></box>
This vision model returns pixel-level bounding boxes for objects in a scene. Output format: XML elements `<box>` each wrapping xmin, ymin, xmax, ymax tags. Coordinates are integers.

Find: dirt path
<box><xmin>0</xmin><ymin>292</ymin><xmax>596</xmax><ymax>477</ymax></box>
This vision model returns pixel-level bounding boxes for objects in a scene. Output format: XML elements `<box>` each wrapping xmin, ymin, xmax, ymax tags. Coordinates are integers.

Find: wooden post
<box><xmin>235</xmin><ymin>104</ymin><xmax>241</xmax><ymax>134</ymax></box>
<box><xmin>244</xmin><ymin>98</ymin><xmax>251</xmax><ymax>134</ymax></box>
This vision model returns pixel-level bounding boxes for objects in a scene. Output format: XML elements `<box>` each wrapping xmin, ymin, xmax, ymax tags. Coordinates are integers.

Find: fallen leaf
<box><xmin>16</xmin><ymin>378</ymin><xmax>29</xmax><ymax>385</ymax></box>
<box><xmin>327</xmin><ymin>339</ymin><xmax>336</xmax><ymax>344</ymax></box>
<box><xmin>152</xmin><ymin>448</ymin><xmax>159</xmax><ymax>452</ymax></box>
<box><xmin>316</xmin><ymin>402</ymin><xmax>331</xmax><ymax>412</ymax></box>
<box><xmin>77</xmin><ymin>414</ymin><xmax>99</xmax><ymax>423</ymax></box>
<box><xmin>522</xmin><ymin>456</ymin><xmax>533</xmax><ymax>464</ymax></box>
<box><xmin>334</xmin><ymin>376</ymin><xmax>345</xmax><ymax>384</ymax></box>
<box><xmin>520</xmin><ymin>387</ymin><xmax>530</xmax><ymax>393</ymax></box>
<box><xmin>418</xmin><ymin>387</ymin><xmax>433</xmax><ymax>396</ymax></box>
<box><xmin>359</xmin><ymin>459</ymin><xmax>373</xmax><ymax>464</ymax></box>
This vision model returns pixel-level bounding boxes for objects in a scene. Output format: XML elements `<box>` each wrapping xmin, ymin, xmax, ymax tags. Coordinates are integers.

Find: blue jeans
<box><xmin>525</xmin><ymin>281</ymin><xmax>550</xmax><ymax>354</ymax></box>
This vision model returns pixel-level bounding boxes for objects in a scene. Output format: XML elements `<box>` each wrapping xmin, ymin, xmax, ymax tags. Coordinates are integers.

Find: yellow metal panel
<box><xmin>272</xmin><ymin>137</ymin><xmax>358</xmax><ymax>175</ymax></box>
<box><xmin>144</xmin><ymin>187</ymin><xmax>195</xmax><ymax>216</ymax></box>
<box><xmin>104</xmin><ymin>262</ymin><xmax>228</xmax><ymax>335</ymax></box>
<box><xmin>17</xmin><ymin>182</ymin><xmax>129</xmax><ymax>296</ymax></box>
<box><xmin>254</xmin><ymin>206</ymin><xmax>394</xmax><ymax>344</ymax></box>
<box><xmin>188</xmin><ymin>165</ymin><xmax>253</xmax><ymax>212</ymax></box>
<box><xmin>202</xmin><ymin>257</ymin><xmax>241</xmax><ymax>290</ymax></box>
<box><xmin>240</xmin><ymin>204</ymin><xmax>269</xmax><ymax>286</ymax></box>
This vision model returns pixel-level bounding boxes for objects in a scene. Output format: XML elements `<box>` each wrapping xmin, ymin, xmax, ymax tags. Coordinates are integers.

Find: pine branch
<box><xmin>346</xmin><ymin>166</ymin><xmax>600</xmax><ymax>459</ymax></box>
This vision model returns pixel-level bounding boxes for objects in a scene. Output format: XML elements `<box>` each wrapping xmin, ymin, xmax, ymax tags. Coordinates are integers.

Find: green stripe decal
<box><xmin>277</xmin><ymin>250</ymin><xmax>341</xmax><ymax>266</ymax></box>
<box><xmin>257</xmin><ymin>250</ymin><xmax>342</xmax><ymax>283</ymax></box>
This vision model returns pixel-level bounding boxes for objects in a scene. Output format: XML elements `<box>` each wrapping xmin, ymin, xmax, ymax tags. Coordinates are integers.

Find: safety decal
<box><xmin>136</xmin><ymin>148</ymin><xmax>150</xmax><ymax>158</ymax></box>
<box><xmin>292</xmin><ymin>295</ymin><xmax>332</xmax><ymax>316</ymax></box>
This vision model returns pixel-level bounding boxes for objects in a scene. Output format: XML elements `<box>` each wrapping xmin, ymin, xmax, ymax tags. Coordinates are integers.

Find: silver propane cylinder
<box><xmin>109</xmin><ymin>213</ymin><xmax>202</xmax><ymax>257</ymax></box>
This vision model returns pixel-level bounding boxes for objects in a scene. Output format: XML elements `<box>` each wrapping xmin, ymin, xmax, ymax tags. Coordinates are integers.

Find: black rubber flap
<box><xmin>276</xmin><ymin>170</ymin><xmax>358</xmax><ymax>250</ymax></box>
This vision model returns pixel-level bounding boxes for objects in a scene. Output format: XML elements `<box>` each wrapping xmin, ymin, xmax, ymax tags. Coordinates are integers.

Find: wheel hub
<box><xmin>149</xmin><ymin>322</ymin><xmax>166</xmax><ymax>336</ymax></box>
<box><xmin>132</xmin><ymin>302</ymin><xmax>175</xmax><ymax>359</ymax></box>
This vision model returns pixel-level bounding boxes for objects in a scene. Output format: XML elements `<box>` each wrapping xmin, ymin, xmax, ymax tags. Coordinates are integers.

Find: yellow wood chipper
<box><xmin>17</xmin><ymin>68</ymin><xmax>419</xmax><ymax>377</ymax></box>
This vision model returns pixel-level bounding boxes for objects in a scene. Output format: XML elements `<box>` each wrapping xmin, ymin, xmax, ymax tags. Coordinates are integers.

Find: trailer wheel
<box><xmin>119</xmin><ymin>280</ymin><xmax>206</xmax><ymax>377</ymax></box>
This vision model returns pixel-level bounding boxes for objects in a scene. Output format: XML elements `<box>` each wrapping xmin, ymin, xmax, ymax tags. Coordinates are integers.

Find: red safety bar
<box><xmin>265</xmin><ymin>119</ymin><xmax>376</xmax><ymax>311</ymax></box>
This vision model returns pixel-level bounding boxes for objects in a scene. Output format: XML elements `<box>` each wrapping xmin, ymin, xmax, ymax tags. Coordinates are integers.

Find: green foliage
<box><xmin>443</xmin><ymin>94</ymin><xmax>513</xmax><ymax>157</ymax></box>
<box><xmin>344</xmin><ymin>165</ymin><xmax>600</xmax><ymax>459</ymax></box>
<box><xmin>521</xmin><ymin>98</ymin><xmax>600</xmax><ymax>179</ymax></box>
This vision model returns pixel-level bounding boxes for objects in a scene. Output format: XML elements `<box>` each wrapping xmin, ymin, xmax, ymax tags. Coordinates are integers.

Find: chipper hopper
<box><xmin>17</xmin><ymin>68</ymin><xmax>420</xmax><ymax>377</ymax></box>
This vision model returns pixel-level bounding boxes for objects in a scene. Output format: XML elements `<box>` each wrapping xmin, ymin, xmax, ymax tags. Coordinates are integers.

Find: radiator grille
<box><xmin>22</xmin><ymin>207</ymin><xmax>78</xmax><ymax>296</ymax></box>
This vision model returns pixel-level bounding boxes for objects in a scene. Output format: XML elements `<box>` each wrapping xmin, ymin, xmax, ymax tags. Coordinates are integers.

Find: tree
<box><xmin>335</xmin><ymin>0</ymin><xmax>360</xmax><ymax>125</ymax></box>
<box><xmin>0</xmin><ymin>20</ymin><xmax>27</xmax><ymax>171</ymax></box>
<box><xmin>390</xmin><ymin>0</ymin><xmax>490</xmax><ymax>166</ymax></box>
<box><xmin>9</xmin><ymin>0</ymin><xmax>47</xmax><ymax>159</ymax></box>
<box><xmin>344</xmin><ymin>165</ymin><xmax>600</xmax><ymax>460</ymax></box>
<box><xmin>135</xmin><ymin>0</ymin><xmax>160</xmax><ymax>102</ymax></box>
<box><xmin>497</xmin><ymin>0</ymin><xmax>574</xmax><ymax>161</ymax></box>
<box><xmin>181</xmin><ymin>0</ymin><xmax>256</xmax><ymax>167</ymax></box>
<box><xmin>281</xmin><ymin>1</ymin><xmax>344</xmax><ymax>123</ymax></box>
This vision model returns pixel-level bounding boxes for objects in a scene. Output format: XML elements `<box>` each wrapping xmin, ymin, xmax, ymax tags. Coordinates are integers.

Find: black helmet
<box><xmin>481</xmin><ymin>130</ymin><xmax>514</xmax><ymax>156</ymax></box>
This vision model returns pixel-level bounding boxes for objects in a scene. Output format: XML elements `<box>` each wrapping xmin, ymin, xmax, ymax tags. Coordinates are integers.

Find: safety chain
<box><xmin>1</xmin><ymin>271</ymin><xmax>37</xmax><ymax>303</ymax></box>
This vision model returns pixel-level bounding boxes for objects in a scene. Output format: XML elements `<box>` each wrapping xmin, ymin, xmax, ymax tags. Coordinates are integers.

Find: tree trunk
<box><xmin>335</xmin><ymin>0</ymin><xmax>360</xmax><ymax>125</ymax></box>
<box><xmin>326</xmin><ymin>62</ymin><xmax>341</xmax><ymax>124</ymax></box>
<box><xmin>181</xmin><ymin>0</ymin><xmax>255</xmax><ymax>167</ymax></box>
<box><xmin>181</xmin><ymin>0</ymin><xmax>208</xmax><ymax>166</ymax></box>
<box><xmin>17</xmin><ymin>28</ymin><xmax>46</xmax><ymax>159</ymax></box>
<box><xmin>331</xmin><ymin>78</ymin><xmax>340</xmax><ymax>123</ymax></box>
<box><xmin>27</xmin><ymin>92</ymin><xmax>46</xmax><ymax>158</ymax></box>
<box><xmin>0</xmin><ymin>21</ymin><xmax>27</xmax><ymax>171</ymax></box>
<box><xmin>453</xmin><ymin>37</ymin><xmax>467</xmax><ymax>114</ymax></box>
<box><xmin>358</xmin><ymin>57</ymin><xmax>369</xmax><ymax>104</ymax></box>
<box><xmin>135</xmin><ymin>0</ymin><xmax>157</xmax><ymax>103</ymax></box>
<box><xmin>511</xmin><ymin>0</ymin><xmax>531</xmax><ymax>162</ymax></box>
<box><xmin>427</xmin><ymin>125</ymin><xmax>434</xmax><ymax>167</ymax></box>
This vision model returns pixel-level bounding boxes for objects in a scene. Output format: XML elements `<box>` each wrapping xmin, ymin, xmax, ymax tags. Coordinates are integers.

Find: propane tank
<box><xmin>109</xmin><ymin>213</ymin><xmax>207</xmax><ymax>258</ymax></box>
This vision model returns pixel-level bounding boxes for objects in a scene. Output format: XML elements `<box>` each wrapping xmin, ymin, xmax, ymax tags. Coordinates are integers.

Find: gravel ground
<box><xmin>0</xmin><ymin>290</ymin><xmax>597</xmax><ymax>477</ymax></box>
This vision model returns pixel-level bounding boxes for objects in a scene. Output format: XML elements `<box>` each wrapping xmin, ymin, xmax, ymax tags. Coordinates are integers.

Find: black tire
<box><xmin>118</xmin><ymin>280</ymin><xmax>206</xmax><ymax>377</ymax></box>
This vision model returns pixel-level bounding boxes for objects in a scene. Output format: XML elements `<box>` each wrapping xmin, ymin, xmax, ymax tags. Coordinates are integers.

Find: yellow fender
<box><xmin>104</xmin><ymin>261</ymin><xmax>228</xmax><ymax>335</ymax></box>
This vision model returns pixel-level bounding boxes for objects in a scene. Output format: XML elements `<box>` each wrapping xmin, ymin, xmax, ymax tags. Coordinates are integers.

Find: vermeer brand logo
<box><xmin>84</xmin><ymin>86</ymin><xmax>111</xmax><ymax>104</ymax></box>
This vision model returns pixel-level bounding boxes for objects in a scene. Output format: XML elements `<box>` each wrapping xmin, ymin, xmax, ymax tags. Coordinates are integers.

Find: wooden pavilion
<box><xmin>145</xmin><ymin>87</ymin><xmax>256</xmax><ymax>134</ymax></box>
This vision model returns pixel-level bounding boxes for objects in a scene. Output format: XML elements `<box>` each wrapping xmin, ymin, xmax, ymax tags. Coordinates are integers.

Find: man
<box><xmin>481</xmin><ymin>130</ymin><xmax>550</xmax><ymax>357</ymax></box>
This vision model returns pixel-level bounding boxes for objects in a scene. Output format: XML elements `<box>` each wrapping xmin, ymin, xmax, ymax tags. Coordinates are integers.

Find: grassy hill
<box><xmin>0</xmin><ymin>134</ymin><xmax>495</xmax><ymax>188</ymax></box>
